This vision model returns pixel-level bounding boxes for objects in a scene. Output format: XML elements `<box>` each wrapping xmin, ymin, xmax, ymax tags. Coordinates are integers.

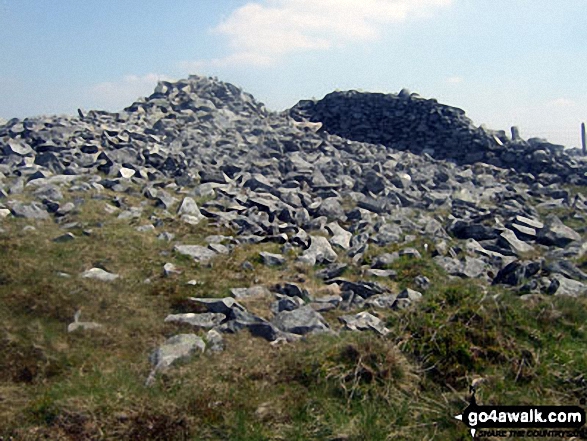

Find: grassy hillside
<box><xmin>1</xmin><ymin>187</ymin><xmax>586</xmax><ymax>440</ymax></box>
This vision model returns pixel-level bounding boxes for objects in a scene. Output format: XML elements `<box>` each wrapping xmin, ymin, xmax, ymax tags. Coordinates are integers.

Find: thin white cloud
<box><xmin>180</xmin><ymin>52</ymin><xmax>274</xmax><ymax>72</ymax></box>
<box><xmin>188</xmin><ymin>0</ymin><xmax>454</xmax><ymax>70</ymax></box>
<box><xmin>446</xmin><ymin>76</ymin><xmax>463</xmax><ymax>84</ymax></box>
<box><xmin>548</xmin><ymin>98</ymin><xmax>576</xmax><ymax>108</ymax></box>
<box><xmin>86</xmin><ymin>73</ymin><xmax>172</xmax><ymax>111</ymax></box>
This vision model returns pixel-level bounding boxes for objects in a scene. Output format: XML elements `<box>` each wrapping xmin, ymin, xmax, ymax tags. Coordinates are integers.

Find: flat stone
<box><xmin>334</xmin><ymin>279</ymin><xmax>389</xmax><ymax>299</ymax></box>
<box><xmin>538</xmin><ymin>215</ymin><xmax>581</xmax><ymax>247</ymax></box>
<box><xmin>397</xmin><ymin>288</ymin><xmax>422</xmax><ymax>302</ymax></box>
<box><xmin>271</xmin><ymin>296</ymin><xmax>305</xmax><ymax>313</ymax></box>
<box><xmin>177</xmin><ymin>197</ymin><xmax>204</xmax><ymax>223</ymax></box>
<box><xmin>53</xmin><ymin>233</ymin><xmax>76</xmax><ymax>243</ymax></box>
<box><xmin>371</xmin><ymin>252</ymin><xmax>400</xmax><ymax>269</ymax></box>
<box><xmin>365</xmin><ymin>269</ymin><xmax>397</xmax><ymax>279</ymax></box>
<box><xmin>548</xmin><ymin>275</ymin><xmax>587</xmax><ymax>297</ymax></box>
<box><xmin>81</xmin><ymin>268</ymin><xmax>119</xmax><ymax>282</ymax></box>
<box><xmin>10</xmin><ymin>202</ymin><xmax>49</xmax><ymax>220</ymax></box>
<box><xmin>163</xmin><ymin>262</ymin><xmax>181</xmax><ymax>277</ymax></box>
<box><xmin>259</xmin><ymin>251</ymin><xmax>286</xmax><ymax>266</ymax></box>
<box><xmin>326</xmin><ymin>222</ymin><xmax>352</xmax><ymax>250</ymax></box>
<box><xmin>188</xmin><ymin>297</ymin><xmax>245</xmax><ymax>315</ymax></box>
<box><xmin>515</xmin><ymin>215</ymin><xmax>544</xmax><ymax>230</ymax></box>
<box><xmin>230</xmin><ymin>285</ymin><xmax>271</xmax><ymax>299</ymax></box>
<box><xmin>67</xmin><ymin>321</ymin><xmax>103</xmax><ymax>332</ymax></box>
<box><xmin>364</xmin><ymin>294</ymin><xmax>397</xmax><ymax>309</ymax></box>
<box><xmin>511</xmin><ymin>223</ymin><xmax>537</xmax><ymax>238</ymax></box>
<box><xmin>174</xmin><ymin>244</ymin><xmax>217</xmax><ymax>263</ymax></box>
<box><xmin>499</xmin><ymin>229</ymin><xmax>535</xmax><ymax>255</ymax></box>
<box><xmin>148</xmin><ymin>334</ymin><xmax>205</xmax><ymax>370</ymax></box>
<box><xmin>164</xmin><ymin>312</ymin><xmax>226</xmax><ymax>329</ymax></box>
<box><xmin>339</xmin><ymin>311</ymin><xmax>390</xmax><ymax>335</ymax></box>
<box><xmin>315</xmin><ymin>263</ymin><xmax>348</xmax><ymax>280</ymax></box>
<box><xmin>205</xmin><ymin>329</ymin><xmax>224</xmax><ymax>352</ymax></box>
<box><xmin>272</xmin><ymin>305</ymin><xmax>330</xmax><ymax>335</ymax></box>
<box><xmin>298</xmin><ymin>236</ymin><xmax>338</xmax><ymax>265</ymax></box>
<box><xmin>119</xmin><ymin>167</ymin><xmax>135</xmax><ymax>179</ymax></box>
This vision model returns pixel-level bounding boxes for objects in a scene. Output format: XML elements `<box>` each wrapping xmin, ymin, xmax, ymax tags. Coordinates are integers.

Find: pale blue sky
<box><xmin>1</xmin><ymin>0</ymin><xmax>585</xmax><ymax>147</ymax></box>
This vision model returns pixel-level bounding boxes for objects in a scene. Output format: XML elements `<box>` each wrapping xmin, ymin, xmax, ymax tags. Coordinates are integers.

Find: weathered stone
<box><xmin>365</xmin><ymin>269</ymin><xmax>397</xmax><ymax>279</ymax></box>
<box><xmin>259</xmin><ymin>251</ymin><xmax>286</xmax><ymax>266</ymax></box>
<box><xmin>177</xmin><ymin>197</ymin><xmax>204</xmax><ymax>224</ymax></box>
<box><xmin>315</xmin><ymin>263</ymin><xmax>348</xmax><ymax>280</ymax></box>
<box><xmin>163</xmin><ymin>262</ymin><xmax>181</xmax><ymax>277</ymax></box>
<box><xmin>364</xmin><ymin>294</ymin><xmax>397</xmax><ymax>309</ymax></box>
<box><xmin>272</xmin><ymin>305</ymin><xmax>330</xmax><ymax>335</ymax></box>
<box><xmin>326</xmin><ymin>222</ymin><xmax>352</xmax><ymax>250</ymax></box>
<box><xmin>298</xmin><ymin>236</ymin><xmax>337</xmax><ymax>265</ymax></box>
<box><xmin>230</xmin><ymin>285</ymin><xmax>271</xmax><ymax>299</ymax></box>
<box><xmin>547</xmin><ymin>275</ymin><xmax>587</xmax><ymax>297</ymax></box>
<box><xmin>53</xmin><ymin>233</ymin><xmax>76</xmax><ymax>243</ymax></box>
<box><xmin>164</xmin><ymin>312</ymin><xmax>226</xmax><ymax>328</ymax></box>
<box><xmin>271</xmin><ymin>296</ymin><xmax>305</xmax><ymax>313</ymax></box>
<box><xmin>498</xmin><ymin>229</ymin><xmax>535</xmax><ymax>255</ymax></box>
<box><xmin>339</xmin><ymin>311</ymin><xmax>389</xmax><ymax>335</ymax></box>
<box><xmin>148</xmin><ymin>334</ymin><xmax>205</xmax><ymax>373</ymax></box>
<box><xmin>189</xmin><ymin>297</ymin><xmax>244</xmax><ymax>315</ymax></box>
<box><xmin>537</xmin><ymin>215</ymin><xmax>581</xmax><ymax>247</ymax></box>
<box><xmin>81</xmin><ymin>268</ymin><xmax>119</xmax><ymax>282</ymax></box>
<box><xmin>205</xmin><ymin>329</ymin><xmax>224</xmax><ymax>352</ymax></box>
<box><xmin>10</xmin><ymin>202</ymin><xmax>49</xmax><ymax>220</ymax></box>
<box><xmin>174</xmin><ymin>244</ymin><xmax>217</xmax><ymax>263</ymax></box>
<box><xmin>397</xmin><ymin>288</ymin><xmax>422</xmax><ymax>302</ymax></box>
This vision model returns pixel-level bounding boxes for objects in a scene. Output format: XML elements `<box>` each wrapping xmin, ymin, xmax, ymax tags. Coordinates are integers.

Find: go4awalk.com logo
<box><xmin>454</xmin><ymin>393</ymin><xmax>585</xmax><ymax>438</ymax></box>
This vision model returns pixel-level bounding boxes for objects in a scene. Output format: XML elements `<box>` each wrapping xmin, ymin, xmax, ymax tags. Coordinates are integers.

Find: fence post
<box><xmin>582</xmin><ymin>122</ymin><xmax>586</xmax><ymax>156</ymax></box>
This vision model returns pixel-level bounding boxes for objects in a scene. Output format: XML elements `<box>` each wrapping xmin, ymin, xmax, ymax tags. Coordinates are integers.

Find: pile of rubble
<box><xmin>2</xmin><ymin>75</ymin><xmax>587</xmax><ymax>380</ymax></box>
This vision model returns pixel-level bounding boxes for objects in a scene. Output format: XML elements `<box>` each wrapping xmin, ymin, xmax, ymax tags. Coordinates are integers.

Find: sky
<box><xmin>0</xmin><ymin>0</ymin><xmax>586</xmax><ymax>147</ymax></box>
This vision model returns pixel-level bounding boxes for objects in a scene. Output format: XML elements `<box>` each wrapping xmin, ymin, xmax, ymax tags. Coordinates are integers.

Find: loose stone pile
<box><xmin>2</xmin><ymin>75</ymin><xmax>587</xmax><ymax>382</ymax></box>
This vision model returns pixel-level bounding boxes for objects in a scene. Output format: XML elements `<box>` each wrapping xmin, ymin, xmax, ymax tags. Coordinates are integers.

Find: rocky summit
<box><xmin>2</xmin><ymin>75</ymin><xmax>587</xmax><ymax>439</ymax></box>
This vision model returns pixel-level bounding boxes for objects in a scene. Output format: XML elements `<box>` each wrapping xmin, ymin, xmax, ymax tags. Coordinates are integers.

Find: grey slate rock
<box><xmin>365</xmin><ymin>269</ymin><xmax>397</xmax><ymax>279</ymax></box>
<box><xmin>537</xmin><ymin>215</ymin><xmax>581</xmax><ymax>247</ymax></box>
<box><xmin>315</xmin><ymin>263</ymin><xmax>348</xmax><ymax>280</ymax></box>
<box><xmin>174</xmin><ymin>244</ymin><xmax>217</xmax><ymax>263</ymax></box>
<box><xmin>371</xmin><ymin>252</ymin><xmax>399</xmax><ymax>269</ymax></box>
<box><xmin>364</xmin><ymin>294</ymin><xmax>397</xmax><ymax>309</ymax></box>
<box><xmin>271</xmin><ymin>296</ymin><xmax>305</xmax><ymax>314</ymax></box>
<box><xmin>333</xmin><ymin>279</ymin><xmax>389</xmax><ymax>299</ymax></box>
<box><xmin>205</xmin><ymin>329</ymin><xmax>225</xmax><ymax>352</ymax></box>
<box><xmin>498</xmin><ymin>229</ymin><xmax>535</xmax><ymax>255</ymax></box>
<box><xmin>189</xmin><ymin>297</ymin><xmax>245</xmax><ymax>315</ymax></box>
<box><xmin>259</xmin><ymin>251</ymin><xmax>286</xmax><ymax>266</ymax></box>
<box><xmin>547</xmin><ymin>275</ymin><xmax>587</xmax><ymax>297</ymax></box>
<box><xmin>81</xmin><ymin>268</ymin><xmax>120</xmax><ymax>282</ymax></box>
<box><xmin>397</xmin><ymin>288</ymin><xmax>423</xmax><ymax>302</ymax></box>
<box><xmin>147</xmin><ymin>334</ymin><xmax>205</xmax><ymax>384</ymax></box>
<box><xmin>53</xmin><ymin>233</ymin><xmax>76</xmax><ymax>243</ymax></box>
<box><xmin>298</xmin><ymin>236</ymin><xmax>338</xmax><ymax>265</ymax></box>
<box><xmin>339</xmin><ymin>311</ymin><xmax>390</xmax><ymax>335</ymax></box>
<box><xmin>10</xmin><ymin>201</ymin><xmax>49</xmax><ymax>220</ymax></box>
<box><xmin>272</xmin><ymin>305</ymin><xmax>330</xmax><ymax>335</ymax></box>
<box><xmin>177</xmin><ymin>196</ymin><xmax>204</xmax><ymax>223</ymax></box>
<box><xmin>326</xmin><ymin>221</ymin><xmax>352</xmax><ymax>250</ymax></box>
<box><xmin>230</xmin><ymin>285</ymin><xmax>271</xmax><ymax>299</ymax></box>
<box><xmin>163</xmin><ymin>262</ymin><xmax>182</xmax><ymax>277</ymax></box>
<box><xmin>164</xmin><ymin>312</ymin><xmax>226</xmax><ymax>329</ymax></box>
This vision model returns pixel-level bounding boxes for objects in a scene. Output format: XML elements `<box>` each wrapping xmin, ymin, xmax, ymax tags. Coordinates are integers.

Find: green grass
<box><xmin>1</xmin><ymin>185</ymin><xmax>587</xmax><ymax>440</ymax></box>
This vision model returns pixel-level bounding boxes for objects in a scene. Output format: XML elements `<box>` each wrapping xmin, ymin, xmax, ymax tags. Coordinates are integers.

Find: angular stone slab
<box><xmin>164</xmin><ymin>312</ymin><xmax>226</xmax><ymax>328</ymax></box>
<box><xmin>174</xmin><ymin>244</ymin><xmax>217</xmax><ymax>263</ymax></box>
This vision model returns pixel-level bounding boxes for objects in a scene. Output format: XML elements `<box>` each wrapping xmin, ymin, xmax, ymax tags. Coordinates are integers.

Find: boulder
<box><xmin>272</xmin><ymin>305</ymin><xmax>330</xmax><ymax>335</ymax></box>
